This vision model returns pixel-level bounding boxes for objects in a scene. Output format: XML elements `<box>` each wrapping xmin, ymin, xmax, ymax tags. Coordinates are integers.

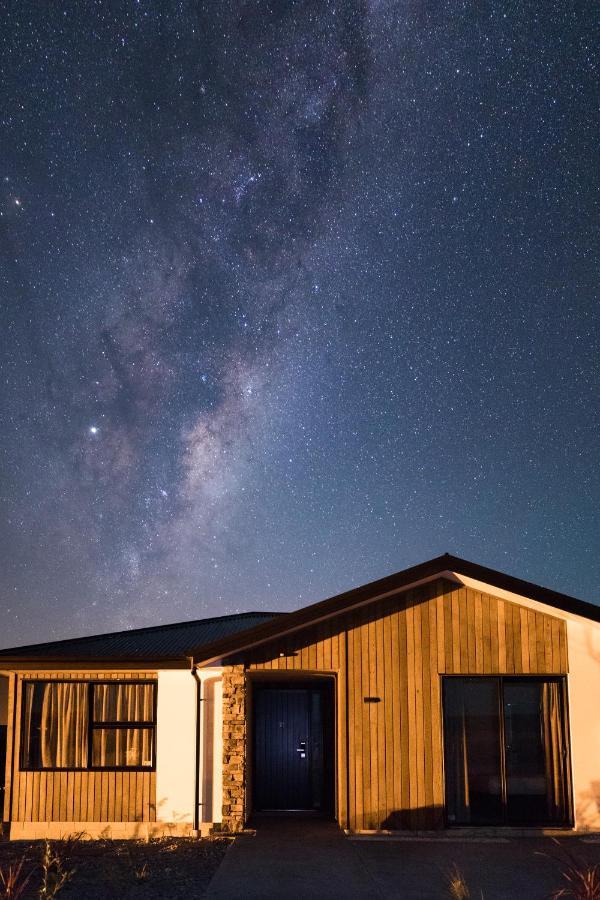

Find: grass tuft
<box><xmin>0</xmin><ymin>855</ymin><xmax>34</xmax><ymax>900</ymax></box>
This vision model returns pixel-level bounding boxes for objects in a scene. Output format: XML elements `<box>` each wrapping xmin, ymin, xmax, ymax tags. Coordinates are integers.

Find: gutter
<box><xmin>189</xmin><ymin>660</ymin><xmax>203</xmax><ymax>834</ymax></box>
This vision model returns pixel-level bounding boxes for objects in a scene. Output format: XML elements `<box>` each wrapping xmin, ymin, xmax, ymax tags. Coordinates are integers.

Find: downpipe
<box><xmin>190</xmin><ymin>660</ymin><xmax>203</xmax><ymax>835</ymax></box>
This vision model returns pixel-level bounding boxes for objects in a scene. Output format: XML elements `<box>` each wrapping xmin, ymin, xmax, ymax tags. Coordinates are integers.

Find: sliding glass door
<box><xmin>443</xmin><ymin>677</ymin><xmax>571</xmax><ymax>826</ymax></box>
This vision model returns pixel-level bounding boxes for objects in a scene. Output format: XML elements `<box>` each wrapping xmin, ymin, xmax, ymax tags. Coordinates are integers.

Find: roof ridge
<box><xmin>0</xmin><ymin>610</ymin><xmax>283</xmax><ymax>655</ymax></box>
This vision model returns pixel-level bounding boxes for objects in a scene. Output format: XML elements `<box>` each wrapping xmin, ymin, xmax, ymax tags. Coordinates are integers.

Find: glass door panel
<box><xmin>443</xmin><ymin>678</ymin><xmax>503</xmax><ymax>825</ymax></box>
<box><xmin>503</xmin><ymin>680</ymin><xmax>569</xmax><ymax>825</ymax></box>
<box><xmin>443</xmin><ymin>677</ymin><xmax>571</xmax><ymax>826</ymax></box>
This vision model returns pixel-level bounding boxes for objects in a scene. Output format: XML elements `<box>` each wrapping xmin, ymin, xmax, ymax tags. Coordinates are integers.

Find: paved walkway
<box><xmin>205</xmin><ymin>818</ymin><xmax>377</xmax><ymax>899</ymax></box>
<box><xmin>206</xmin><ymin>818</ymin><xmax>600</xmax><ymax>899</ymax></box>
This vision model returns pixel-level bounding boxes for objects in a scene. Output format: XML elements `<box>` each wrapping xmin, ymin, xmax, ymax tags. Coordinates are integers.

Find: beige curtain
<box><xmin>92</xmin><ymin>684</ymin><xmax>153</xmax><ymax>767</ymax></box>
<box><xmin>542</xmin><ymin>681</ymin><xmax>567</xmax><ymax>821</ymax></box>
<box><xmin>23</xmin><ymin>682</ymin><xmax>88</xmax><ymax>768</ymax></box>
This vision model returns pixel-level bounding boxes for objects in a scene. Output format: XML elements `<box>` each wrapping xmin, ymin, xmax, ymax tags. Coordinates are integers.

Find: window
<box><xmin>443</xmin><ymin>676</ymin><xmax>572</xmax><ymax>826</ymax></box>
<box><xmin>20</xmin><ymin>681</ymin><xmax>156</xmax><ymax>771</ymax></box>
<box><xmin>90</xmin><ymin>683</ymin><xmax>155</xmax><ymax>768</ymax></box>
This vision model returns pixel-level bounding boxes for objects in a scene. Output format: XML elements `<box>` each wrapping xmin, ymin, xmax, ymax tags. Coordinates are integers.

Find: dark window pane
<box><xmin>21</xmin><ymin>682</ymin><xmax>87</xmax><ymax>769</ymax></box>
<box><xmin>91</xmin><ymin>728</ymin><xmax>153</xmax><ymax>768</ymax></box>
<box><xmin>504</xmin><ymin>680</ymin><xmax>569</xmax><ymax>824</ymax></box>
<box><xmin>92</xmin><ymin>684</ymin><xmax>154</xmax><ymax>723</ymax></box>
<box><xmin>443</xmin><ymin>678</ymin><xmax>503</xmax><ymax>825</ymax></box>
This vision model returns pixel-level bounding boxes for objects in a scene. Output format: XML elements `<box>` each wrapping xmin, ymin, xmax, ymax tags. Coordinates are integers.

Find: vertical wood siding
<box><xmin>10</xmin><ymin>671</ymin><xmax>156</xmax><ymax>823</ymax></box>
<box><xmin>235</xmin><ymin>579</ymin><xmax>568</xmax><ymax>831</ymax></box>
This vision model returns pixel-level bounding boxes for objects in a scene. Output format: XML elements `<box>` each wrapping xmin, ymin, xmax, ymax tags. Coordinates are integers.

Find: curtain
<box><xmin>21</xmin><ymin>682</ymin><xmax>88</xmax><ymax>768</ymax></box>
<box><xmin>542</xmin><ymin>681</ymin><xmax>567</xmax><ymax>822</ymax></box>
<box><xmin>444</xmin><ymin>681</ymin><xmax>471</xmax><ymax>823</ymax></box>
<box><xmin>41</xmin><ymin>682</ymin><xmax>88</xmax><ymax>768</ymax></box>
<box><xmin>92</xmin><ymin>684</ymin><xmax>153</xmax><ymax>767</ymax></box>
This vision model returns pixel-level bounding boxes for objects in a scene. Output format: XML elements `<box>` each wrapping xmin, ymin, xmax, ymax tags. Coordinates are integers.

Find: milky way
<box><xmin>1</xmin><ymin>1</ymin><xmax>598</xmax><ymax>646</ymax></box>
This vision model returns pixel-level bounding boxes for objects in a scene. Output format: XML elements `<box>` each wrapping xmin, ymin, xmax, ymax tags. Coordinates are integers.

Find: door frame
<box><xmin>441</xmin><ymin>674</ymin><xmax>574</xmax><ymax>828</ymax></box>
<box><xmin>248</xmin><ymin>672</ymin><xmax>337</xmax><ymax>819</ymax></box>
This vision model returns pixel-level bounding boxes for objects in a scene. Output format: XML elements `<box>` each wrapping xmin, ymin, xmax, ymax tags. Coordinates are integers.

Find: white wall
<box><xmin>565</xmin><ymin>617</ymin><xmax>600</xmax><ymax>830</ymax></box>
<box><xmin>200</xmin><ymin>672</ymin><xmax>223</xmax><ymax>824</ymax></box>
<box><xmin>155</xmin><ymin>668</ymin><xmax>223</xmax><ymax>828</ymax></box>
<box><xmin>455</xmin><ymin>573</ymin><xmax>600</xmax><ymax>830</ymax></box>
<box><xmin>156</xmin><ymin>670</ymin><xmax>197</xmax><ymax>825</ymax></box>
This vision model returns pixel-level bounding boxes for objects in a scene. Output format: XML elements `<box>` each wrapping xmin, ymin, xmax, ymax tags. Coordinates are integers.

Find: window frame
<box><xmin>19</xmin><ymin>679</ymin><xmax>157</xmax><ymax>773</ymax></box>
<box><xmin>441</xmin><ymin>674</ymin><xmax>573</xmax><ymax>828</ymax></box>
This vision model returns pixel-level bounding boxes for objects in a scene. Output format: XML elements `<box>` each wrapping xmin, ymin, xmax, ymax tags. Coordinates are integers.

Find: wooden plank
<box><xmin>436</xmin><ymin>591</ymin><xmax>445</xmax><ymax>673</ymax></box>
<box><xmin>559</xmin><ymin>620</ymin><xmax>568</xmax><ymax>672</ymax></box>
<box><xmin>543</xmin><ymin>617</ymin><xmax>552</xmax><ymax>674</ymax></box>
<box><xmin>497</xmin><ymin>601</ymin><xmax>507</xmax><ymax>673</ymax></box>
<box><xmin>405</xmin><ymin>600</ymin><xmax>418</xmax><ymax>827</ymax></box>
<box><xmin>504</xmin><ymin>601</ymin><xmax>514</xmax><ymax>673</ymax></box>
<box><xmin>489</xmin><ymin>597</ymin><xmax>499</xmax><ymax>674</ymax></box>
<box><xmin>550</xmin><ymin>618</ymin><xmax>560</xmax><ymax>672</ymax></box>
<box><xmin>481</xmin><ymin>594</ymin><xmax>492</xmax><ymax>672</ymax></box>
<box><xmin>367</xmin><ymin>616</ymin><xmax>378</xmax><ymax>829</ymax></box>
<box><xmin>316</xmin><ymin>624</ymin><xmax>324</xmax><ymax>671</ymax></box>
<box><xmin>347</xmin><ymin>625</ymin><xmax>358</xmax><ymax>830</ymax></box>
<box><xmin>528</xmin><ymin>610</ymin><xmax>538</xmax><ymax>672</ymax></box>
<box><xmin>383</xmin><ymin>607</ymin><xmax>395</xmax><ymax>828</ymax></box>
<box><xmin>443</xmin><ymin>591</ymin><xmax>453</xmax><ymax>673</ymax></box>
<box><xmin>421</xmin><ymin>592</ymin><xmax>433</xmax><ymax>825</ymax></box>
<box><xmin>398</xmin><ymin>601</ymin><xmax>410</xmax><ymax>828</ymax></box>
<box><xmin>150</xmin><ymin>770</ymin><xmax>157</xmax><ymax>821</ymax></box>
<box><xmin>451</xmin><ymin>589</ymin><xmax>461</xmax><ymax>672</ymax></box>
<box><xmin>102</xmin><ymin>772</ymin><xmax>117</xmax><ymax>822</ymax></box>
<box><xmin>474</xmin><ymin>592</ymin><xmax>483</xmax><ymax>672</ymax></box>
<box><xmin>520</xmin><ymin>608</ymin><xmax>530</xmax><ymax>672</ymax></box>
<box><xmin>337</xmin><ymin>630</ymin><xmax>347</xmax><ymax>828</ymax></box>
<box><xmin>428</xmin><ymin>592</ymin><xmax>443</xmax><ymax>820</ymax></box>
<box><xmin>536</xmin><ymin>613</ymin><xmax>547</xmax><ymax>674</ymax></box>
<box><xmin>354</xmin><ymin>621</ymin><xmax>364</xmax><ymax>831</ymax></box>
<box><xmin>458</xmin><ymin>588</ymin><xmax>469</xmax><ymax>673</ymax></box>
<box><xmin>466</xmin><ymin>588</ymin><xmax>476</xmax><ymax>673</ymax></box>
<box><xmin>375</xmin><ymin>610</ymin><xmax>386</xmax><ymax>826</ymax></box>
<box><xmin>59</xmin><ymin>772</ymin><xmax>68</xmax><ymax>821</ymax></box>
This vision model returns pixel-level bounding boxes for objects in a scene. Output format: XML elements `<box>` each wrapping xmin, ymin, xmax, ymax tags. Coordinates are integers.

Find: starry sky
<box><xmin>1</xmin><ymin>1</ymin><xmax>598</xmax><ymax>648</ymax></box>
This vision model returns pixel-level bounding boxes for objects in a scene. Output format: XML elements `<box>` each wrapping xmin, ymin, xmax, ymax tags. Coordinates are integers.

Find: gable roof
<box><xmin>0</xmin><ymin>554</ymin><xmax>596</xmax><ymax>666</ymax></box>
<box><xmin>0</xmin><ymin>611</ymin><xmax>280</xmax><ymax>663</ymax></box>
<box><xmin>190</xmin><ymin>553</ymin><xmax>599</xmax><ymax>665</ymax></box>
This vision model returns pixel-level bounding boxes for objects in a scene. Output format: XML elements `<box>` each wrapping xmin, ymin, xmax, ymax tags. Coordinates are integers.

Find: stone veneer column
<box><xmin>221</xmin><ymin>665</ymin><xmax>247</xmax><ymax>832</ymax></box>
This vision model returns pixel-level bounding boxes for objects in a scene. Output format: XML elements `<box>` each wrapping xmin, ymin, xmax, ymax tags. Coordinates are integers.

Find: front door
<box><xmin>253</xmin><ymin>683</ymin><xmax>333</xmax><ymax>813</ymax></box>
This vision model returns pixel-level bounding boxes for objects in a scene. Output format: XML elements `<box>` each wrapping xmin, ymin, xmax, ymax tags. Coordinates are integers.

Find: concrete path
<box><xmin>206</xmin><ymin>819</ymin><xmax>600</xmax><ymax>899</ymax></box>
<box><xmin>205</xmin><ymin>818</ymin><xmax>378</xmax><ymax>899</ymax></box>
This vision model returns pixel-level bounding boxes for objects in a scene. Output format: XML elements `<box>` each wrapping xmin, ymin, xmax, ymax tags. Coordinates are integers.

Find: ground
<box><xmin>0</xmin><ymin>836</ymin><xmax>230</xmax><ymax>899</ymax></box>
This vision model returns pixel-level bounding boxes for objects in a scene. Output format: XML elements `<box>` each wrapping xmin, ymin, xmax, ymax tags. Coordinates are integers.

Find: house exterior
<box><xmin>1</xmin><ymin>554</ymin><xmax>599</xmax><ymax>839</ymax></box>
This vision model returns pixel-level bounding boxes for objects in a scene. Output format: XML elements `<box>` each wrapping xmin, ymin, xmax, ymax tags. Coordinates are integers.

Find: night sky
<box><xmin>1</xmin><ymin>2</ymin><xmax>598</xmax><ymax>649</ymax></box>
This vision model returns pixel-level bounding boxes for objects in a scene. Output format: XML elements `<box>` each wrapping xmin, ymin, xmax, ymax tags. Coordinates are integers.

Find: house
<box><xmin>1</xmin><ymin>553</ymin><xmax>599</xmax><ymax>839</ymax></box>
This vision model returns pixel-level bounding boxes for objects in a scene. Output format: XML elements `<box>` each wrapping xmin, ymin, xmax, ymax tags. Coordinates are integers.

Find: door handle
<box><xmin>296</xmin><ymin>740</ymin><xmax>306</xmax><ymax>759</ymax></box>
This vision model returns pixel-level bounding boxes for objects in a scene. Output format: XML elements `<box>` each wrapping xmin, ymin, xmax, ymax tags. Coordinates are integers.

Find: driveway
<box><xmin>206</xmin><ymin>818</ymin><xmax>600</xmax><ymax>899</ymax></box>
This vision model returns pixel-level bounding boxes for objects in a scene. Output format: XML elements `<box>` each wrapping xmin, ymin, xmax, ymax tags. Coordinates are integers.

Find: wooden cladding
<box><xmin>234</xmin><ymin>579</ymin><xmax>568</xmax><ymax>831</ymax></box>
<box><xmin>8</xmin><ymin>672</ymin><xmax>156</xmax><ymax>823</ymax></box>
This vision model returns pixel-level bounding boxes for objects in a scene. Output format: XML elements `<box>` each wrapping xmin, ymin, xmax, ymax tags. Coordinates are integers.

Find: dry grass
<box><xmin>0</xmin><ymin>856</ymin><xmax>35</xmax><ymax>900</ymax></box>
<box><xmin>444</xmin><ymin>863</ymin><xmax>471</xmax><ymax>900</ymax></box>
<box><xmin>542</xmin><ymin>839</ymin><xmax>600</xmax><ymax>900</ymax></box>
<box><xmin>38</xmin><ymin>840</ymin><xmax>76</xmax><ymax>899</ymax></box>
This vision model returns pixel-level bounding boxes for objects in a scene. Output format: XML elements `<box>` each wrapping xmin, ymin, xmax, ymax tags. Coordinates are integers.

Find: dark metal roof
<box><xmin>0</xmin><ymin>611</ymin><xmax>281</xmax><ymax>662</ymax></box>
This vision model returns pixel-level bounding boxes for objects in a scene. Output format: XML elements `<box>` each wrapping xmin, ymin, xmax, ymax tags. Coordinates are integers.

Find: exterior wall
<box><xmin>221</xmin><ymin>666</ymin><xmax>246</xmax><ymax>832</ymax></box>
<box><xmin>221</xmin><ymin>578</ymin><xmax>570</xmax><ymax>832</ymax></box>
<box><xmin>6</xmin><ymin>670</ymin><xmax>157</xmax><ymax>831</ymax></box>
<box><xmin>201</xmin><ymin>673</ymin><xmax>223</xmax><ymax>824</ymax></box>
<box><xmin>155</xmin><ymin>669</ymin><xmax>196</xmax><ymax>828</ymax></box>
<box><xmin>567</xmin><ymin>617</ymin><xmax>600</xmax><ymax>830</ymax></box>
